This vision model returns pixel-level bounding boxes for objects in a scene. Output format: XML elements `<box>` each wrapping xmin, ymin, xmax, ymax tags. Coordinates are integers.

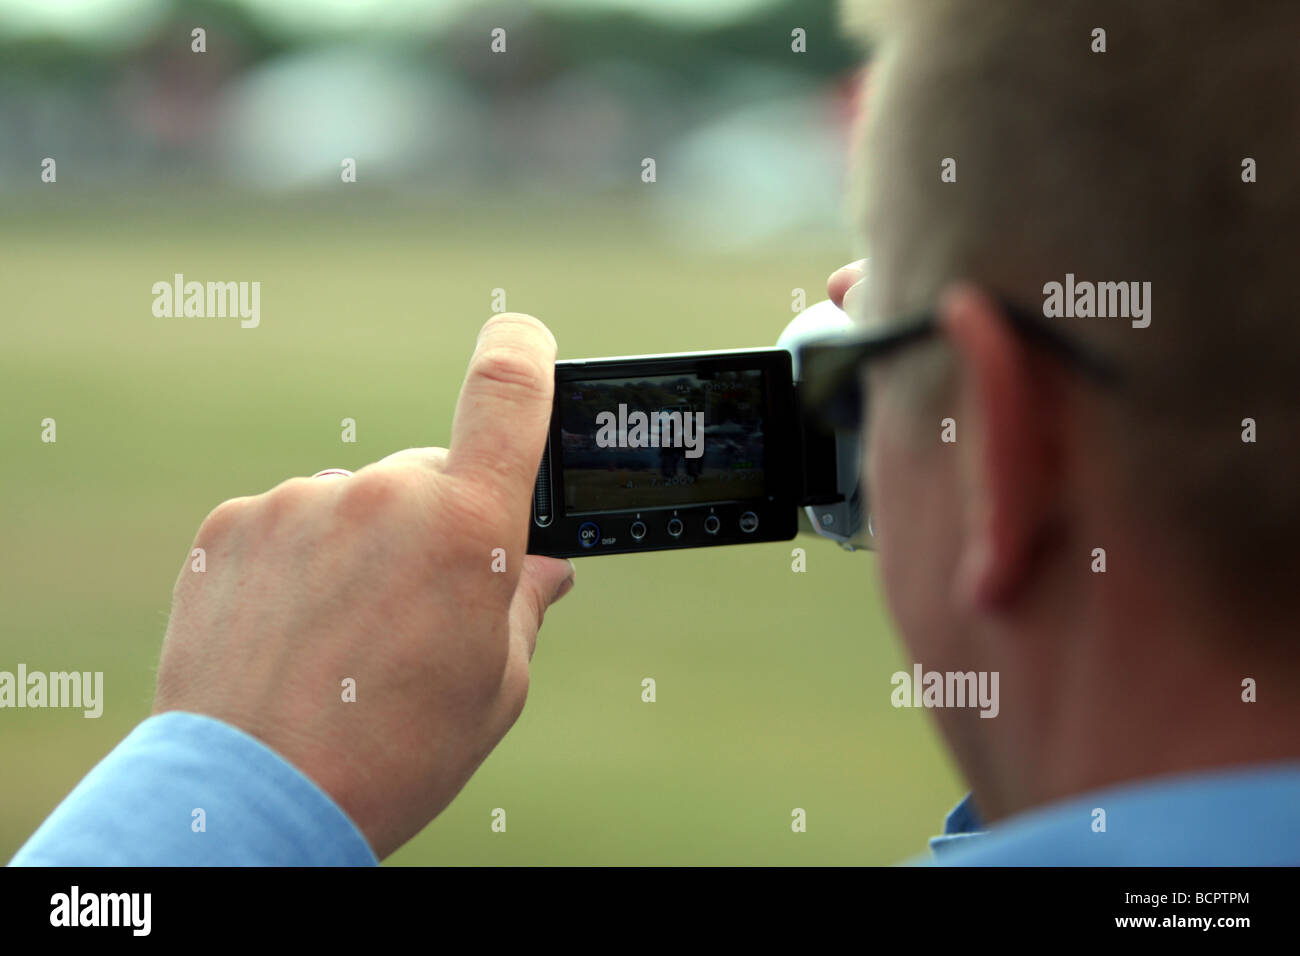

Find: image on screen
<box><xmin>559</xmin><ymin>369</ymin><xmax>766</xmax><ymax>513</ymax></box>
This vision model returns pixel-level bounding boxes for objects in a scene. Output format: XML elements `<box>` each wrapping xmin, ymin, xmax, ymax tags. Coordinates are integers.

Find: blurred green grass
<box><xmin>0</xmin><ymin>190</ymin><xmax>964</xmax><ymax>864</ymax></box>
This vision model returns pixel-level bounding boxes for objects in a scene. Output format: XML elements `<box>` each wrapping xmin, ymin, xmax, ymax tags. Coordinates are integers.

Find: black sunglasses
<box><xmin>795</xmin><ymin>298</ymin><xmax>1125</xmax><ymax>430</ymax></box>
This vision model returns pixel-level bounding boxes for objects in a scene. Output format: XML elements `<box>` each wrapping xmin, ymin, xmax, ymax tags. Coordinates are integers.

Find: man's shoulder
<box><xmin>931</xmin><ymin>762</ymin><xmax>1300</xmax><ymax>866</ymax></box>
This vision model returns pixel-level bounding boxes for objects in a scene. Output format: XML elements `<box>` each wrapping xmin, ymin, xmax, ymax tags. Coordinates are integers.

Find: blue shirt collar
<box><xmin>928</xmin><ymin>791</ymin><xmax>987</xmax><ymax>857</ymax></box>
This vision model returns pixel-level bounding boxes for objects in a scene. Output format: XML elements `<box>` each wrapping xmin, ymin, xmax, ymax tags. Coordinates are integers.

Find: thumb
<box><xmin>509</xmin><ymin>555</ymin><xmax>576</xmax><ymax>660</ymax></box>
<box><xmin>447</xmin><ymin>313</ymin><xmax>557</xmax><ymax>539</ymax></box>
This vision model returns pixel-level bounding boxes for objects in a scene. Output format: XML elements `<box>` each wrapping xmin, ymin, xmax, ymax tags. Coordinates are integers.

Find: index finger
<box><xmin>827</xmin><ymin>259</ymin><xmax>868</xmax><ymax>310</ymax></box>
<box><xmin>446</xmin><ymin>313</ymin><xmax>557</xmax><ymax>531</ymax></box>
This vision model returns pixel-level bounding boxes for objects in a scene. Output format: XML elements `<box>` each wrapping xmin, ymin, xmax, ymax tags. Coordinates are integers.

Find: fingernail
<box><xmin>842</xmin><ymin>278</ymin><xmax>867</xmax><ymax>319</ymax></box>
<box><xmin>476</xmin><ymin>314</ymin><xmax>557</xmax><ymax>352</ymax></box>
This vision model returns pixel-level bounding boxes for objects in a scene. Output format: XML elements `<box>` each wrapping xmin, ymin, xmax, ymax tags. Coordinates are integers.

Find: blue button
<box><xmin>578</xmin><ymin>522</ymin><xmax>600</xmax><ymax>548</ymax></box>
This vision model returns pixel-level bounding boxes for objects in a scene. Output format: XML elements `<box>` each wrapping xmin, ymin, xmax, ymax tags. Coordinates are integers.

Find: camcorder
<box><xmin>527</xmin><ymin>300</ymin><xmax>872</xmax><ymax>558</ymax></box>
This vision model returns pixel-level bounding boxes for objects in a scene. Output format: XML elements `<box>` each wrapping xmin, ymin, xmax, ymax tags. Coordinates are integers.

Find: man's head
<box><xmin>839</xmin><ymin>0</ymin><xmax>1300</xmax><ymax>815</ymax></box>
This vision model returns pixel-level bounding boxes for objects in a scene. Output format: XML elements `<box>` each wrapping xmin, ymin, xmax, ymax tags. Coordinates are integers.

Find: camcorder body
<box><xmin>527</xmin><ymin>300</ymin><xmax>869</xmax><ymax>558</ymax></box>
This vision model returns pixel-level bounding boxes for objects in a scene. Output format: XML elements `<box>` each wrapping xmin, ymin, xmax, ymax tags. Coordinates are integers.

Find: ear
<box><xmin>938</xmin><ymin>282</ymin><xmax>1064</xmax><ymax>611</ymax></box>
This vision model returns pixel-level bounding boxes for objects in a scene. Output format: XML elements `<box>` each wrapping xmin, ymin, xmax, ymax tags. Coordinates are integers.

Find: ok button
<box><xmin>578</xmin><ymin>522</ymin><xmax>600</xmax><ymax>548</ymax></box>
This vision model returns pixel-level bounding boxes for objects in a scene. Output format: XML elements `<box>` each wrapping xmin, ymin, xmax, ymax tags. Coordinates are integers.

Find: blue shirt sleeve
<box><xmin>8</xmin><ymin>711</ymin><xmax>378</xmax><ymax>866</ymax></box>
